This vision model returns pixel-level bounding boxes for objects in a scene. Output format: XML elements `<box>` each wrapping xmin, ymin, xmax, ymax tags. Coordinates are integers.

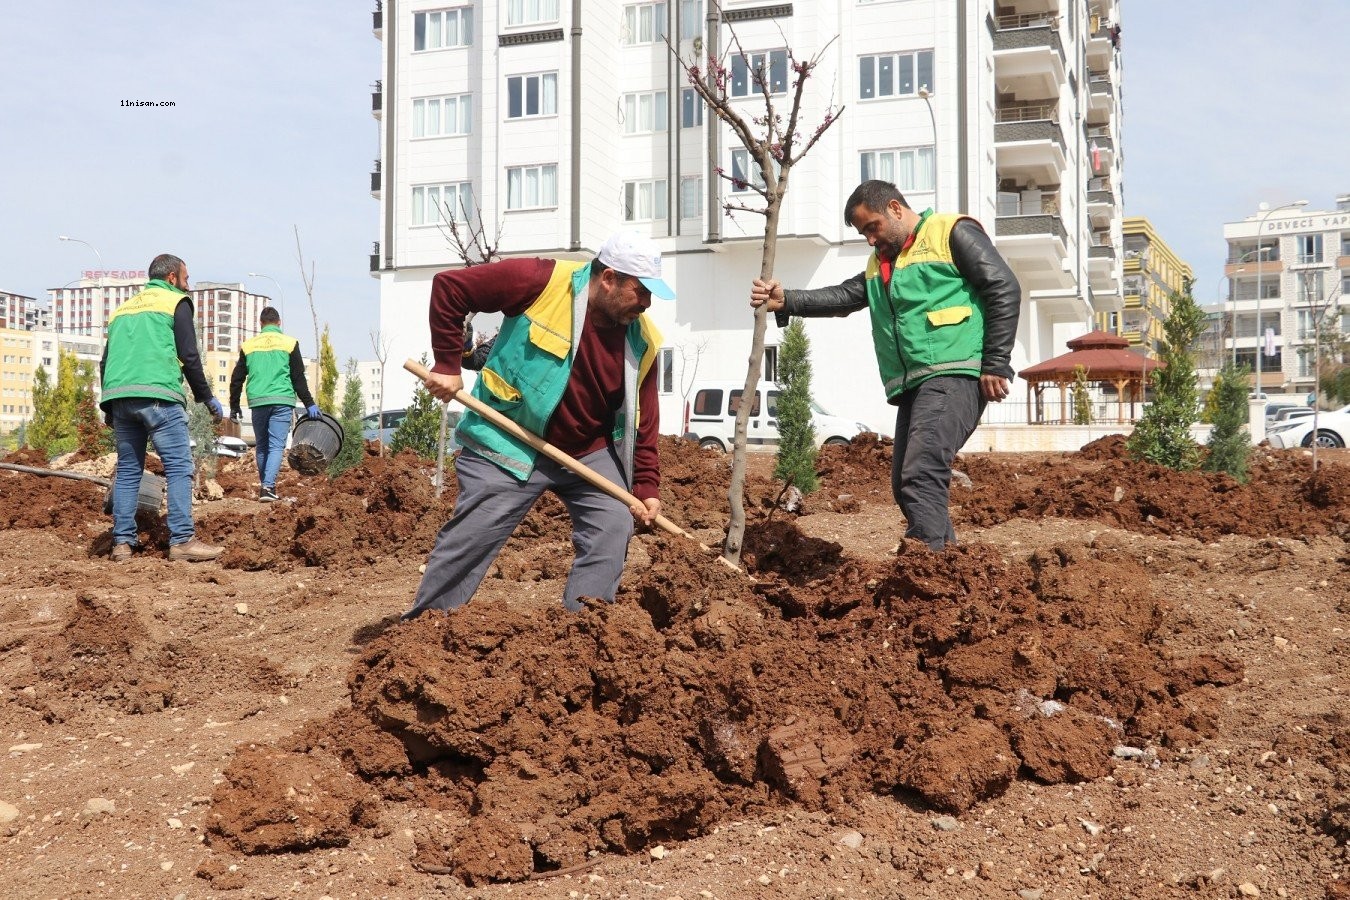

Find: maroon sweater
<box><xmin>428</xmin><ymin>258</ymin><xmax>660</xmax><ymax>501</ymax></box>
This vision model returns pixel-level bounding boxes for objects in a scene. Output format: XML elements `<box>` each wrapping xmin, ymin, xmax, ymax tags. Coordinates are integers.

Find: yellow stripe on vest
<box><xmin>527</xmin><ymin>260</ymin><xmax>587</xmax><ymax>358</ymax></box>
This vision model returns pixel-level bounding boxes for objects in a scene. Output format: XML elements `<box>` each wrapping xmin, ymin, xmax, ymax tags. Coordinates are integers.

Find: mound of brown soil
<box><xmin>0</xmin><ymin>468</ymin><xmax>106</xmax><ymax>544</ymax></box>
<box><xmin>12</xmin><ymin>592</ymin><xmax>288</xmax><ymax>721</ymax></box>
<box><xmin>815</xmin><ymin>432</ymin><xmax>895</xmax><ymax>501</ymax></box>
<box><xmin>3</xmin><ymin>446</ymin><xmax>51</xmax><ymax>468</ymax></box>
<box><xmin>229</xmin><ymin>527</ymin><xmax>1238</xmax><ymax>884</ymax></box>
<box><xmin>1077</xmin><ymin>432</ymin><xmax>1130</xmax><ymax>460</ymax></box>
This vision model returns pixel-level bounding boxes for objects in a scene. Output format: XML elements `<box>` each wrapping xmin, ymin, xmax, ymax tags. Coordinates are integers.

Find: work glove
<box><xmin>229</xmin><ymin>408</ymin><xmax>242</xmax><ymax>422</ymax></box>
<box><xmin>206</xmin><ymin>397</ymin><xmax>224</xmax><ymax>422</ymax></box>
<box><xmin>306</xmin><ymin>404</ymin><xmax>321</xmax><ymax>420</ymax></box>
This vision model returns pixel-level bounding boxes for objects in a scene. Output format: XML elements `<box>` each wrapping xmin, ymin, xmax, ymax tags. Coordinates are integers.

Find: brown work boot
<box><xmin>111</xmin><ymin>543</ymin><xmax>134</xmax><ymax>562</ymax></box>
<box><xmin>167</xmin><ymin>538</ymin><xmax>224</xmax><ymax>563</ymax></box>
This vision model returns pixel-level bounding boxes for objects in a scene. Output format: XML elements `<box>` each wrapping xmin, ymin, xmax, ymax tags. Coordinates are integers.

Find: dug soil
<box><xmin>1</xmin><ymin>437</ymin><xmax>1347</xmax><ymax>899</ymax></box>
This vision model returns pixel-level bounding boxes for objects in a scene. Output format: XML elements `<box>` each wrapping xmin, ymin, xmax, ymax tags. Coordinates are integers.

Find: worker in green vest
<box><xmin>751</xmin><ymin>180</ymin><xmax>1022</xmax><ymax>549</ymax></box>
<box><xmin>100</xmin><ymin>253</ymin><xmax>225</xmax><ymax>563</ymax></box>
<box><xmin>228</xmin><ymin>307</ymin><xmax>319</xmax><ymax>502</ymax></box>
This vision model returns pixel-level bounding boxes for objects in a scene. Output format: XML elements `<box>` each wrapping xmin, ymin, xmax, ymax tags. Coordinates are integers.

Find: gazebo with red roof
<box><xmin>1018</xmin><ymin>330</ymin><xmax>1162</xmax><ymax>424</ymax></box>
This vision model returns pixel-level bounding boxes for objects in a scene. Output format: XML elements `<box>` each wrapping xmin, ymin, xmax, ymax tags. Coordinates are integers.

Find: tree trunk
<box><xmin>723</xmin><ymin>199</ymin><xmax>782</xmax><ymax>565</ymax></box>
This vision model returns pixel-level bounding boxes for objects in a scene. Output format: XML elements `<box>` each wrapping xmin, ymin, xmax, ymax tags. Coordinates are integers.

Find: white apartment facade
<box><xmin>371</xmin><ymin>0</ymin><xmax>1124</xmax><ymax>434</ymax></box>
<box><xmin>1222</xmin><ymin>194</ymin><xmax>1350</xmax><ymax>400</ymax></box>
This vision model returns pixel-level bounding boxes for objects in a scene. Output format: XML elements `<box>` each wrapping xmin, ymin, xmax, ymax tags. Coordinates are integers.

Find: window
<box><xmin>506</xmin><ymin>164</ymin><xmax>558</xmax><ymax>209</ymax></box>
<box><xmin>412</xmin><ymin>182</ymin><xmax>475</xmax><ymax>226</ymax></box>
<box><xmin>680</xmin><ymin>176</ymin><xmax>702</xmax><ymax>218</ymax></box>
<box><xmin>858</xmin><ymin>50</ymin><xmax>934</xmax><ymax>99</ymax></box>
<box><xmin>729</xmin><ymin>389</ymin><xmax>762</xmax><ymax>416</ymax></box>
<box><xmin>680</xmin><ymin>89</ymin><xmax>703</xmax><ymax>128</ymax></box>
<box><xmin>692</xmin><ymin>388</ymin><xmax>722</xmax><ymax>416</ymax></box>
<box><xmin>1296</xmin><ymin>233</ymin><xmax>1323</xmax><ymax>264</ymax></box>
<box><xmin>623</xmin><ymin>91</ymin><xmax>668</xmax><ymax>133</ymax></box>
<box><xmin>859</xmin><ymin>147</ymin><xmax>935</xmax><ymax>192</ymax></box>
<box><xmin>762</xmin><ymin>346</ymin><xmax>778</xmax><ymax>384</ymax></box>
<box><xmin>506</xmin><ymin>0</ymin><xmax>559</xmax><ymax>26</ymax></box>
<box><xmin>622</xmin><ymin>2</ymin><xmax>667</xmax><ymax>45</ymax></box>
<box><xmin>679</xmin><ymin>0</ymin><xmax>701</xmax><ymax>39</ymax></box>
<box><xmin>731</xmin><ymin>49</ymin><xmax>788</xmax><ymax>97</ymax></box>
<box><xmin>1108</xmin><ymin>311</ymin><xmax>1119</xmax><ymax>330</ymax></box>
<box><xmin>730</xmin><ymin>148</ymin><xmax>777</xmax><ymax>193</ymax></box>
<box><xmin>507</xmin><ymin>73</ymin><xmax>558</xmax><ymax>119</ymax></box>
<box><xmin>1296</xmin><ymin>309</ymin><xmax>1316</xmax><ymax>340</ymax></box>
<box><xmin>658</xmin><ymin>347</ymin><xmax>674</xmax><ymax>393</ymax></box>
<box><xmin>412</xmin><ymin>94</ymin><xmax>472</xmax><ymax>137</ymax></box>
<box><xmin>1298</xmin><ymin>348</ymin><xmax>1314</xmax><ymax>379</ymax></box>
<box><xmin>414</xmin><ymin>7</ymin><xmax>473</xmax><ymax>50</ymax></box>
<box><xmin>1297</xmin><ymin>270</ymin><xmax>1324</xmax><ymax>305</ymax></box>
<box><xmin>624</xmin><ymin>179</ymin><xmax>668</xmax><ymax>221</ymax></box>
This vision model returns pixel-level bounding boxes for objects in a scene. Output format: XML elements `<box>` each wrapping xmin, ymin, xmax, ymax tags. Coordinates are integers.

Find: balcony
<box><xmin>992</xmin><ymin>14</ymin><xmax>1065</xmax><ymax>96</ymax></box>
<box><xmin>372</xmin><ymin>1</ymin><xmax>382</xmax><ymax>37</ymax></box>
<box><xmin>369</xmin><ymin>241</ymin><xmax>381</xmax><ymax>273</ymax></box>
<box><xmin>371</xmin><ymin>80</ymin><xmax>383</xmax><ymax>119</ymax></box>
<box><xmin>994</xmin><ymin>108</ymin><xmax>1066</xmax><ymax>186</ymax></box>
<box><xmin>370</xmin><ymin>160</ymin><xmax>382</xmax><ymax>197</ymax></box>
<box><xmin>1089</xmin><ymin>244</ymin><xmax>1116</xmax><ymax>261</ymax></box>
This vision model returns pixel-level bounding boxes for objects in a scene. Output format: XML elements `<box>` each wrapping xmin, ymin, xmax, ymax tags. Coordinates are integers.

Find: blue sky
<box><xmin>0</xmin><ymin>1</ymin><xmax>1345</xmax><ymax>362</ymax></box>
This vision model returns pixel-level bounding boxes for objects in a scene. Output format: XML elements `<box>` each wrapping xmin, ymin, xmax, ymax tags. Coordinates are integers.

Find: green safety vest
<box><xmin>456</xmin><ymin>260</ymin><xmax>662</xmax><ymax>484</ymax></box>
<box><xmin>240</xmin><ymin>325</ymin><xmax>299</xmax><ymax>407</ymax></box>
<box><xmin>865</xmin><ymin>210</ymin><xmax>987</xmax><ymax>399</ymax></box>
<box><xmin>100</xmin><ymin>283</ymin><xmax>190</xmax><ymax>409</ymax></box>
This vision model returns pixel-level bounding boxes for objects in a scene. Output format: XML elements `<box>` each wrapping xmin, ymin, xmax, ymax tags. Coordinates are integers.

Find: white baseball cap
<box><xmin>597</xmin><ymin>231</ymin><xmax>676</xmax><ymax>300</ymax></box>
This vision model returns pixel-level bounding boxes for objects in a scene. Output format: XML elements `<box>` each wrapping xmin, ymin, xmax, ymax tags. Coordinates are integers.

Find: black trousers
<box><xmin>891</xmin><ymin>375</ymin><xmax>986</xmax><ymax>550</ymax></box>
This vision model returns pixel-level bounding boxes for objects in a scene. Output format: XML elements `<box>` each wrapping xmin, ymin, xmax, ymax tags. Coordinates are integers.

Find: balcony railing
<box><xmin>371</xmin><ymin>81</ymin><xmax>383</xmax><ymax>116</ymax></box>
<box><xmin>372</xmin><ymin>1</ymin><xmax>383</xmax><ymax>35</ymax></box>
<box><xmin>369</xmin><ymin>241</ymin><xmax>381</xmax><ymax>273</ymax></box>
<box><xmin>994</xmin><ymin>11</ymin><xmax>1058</xmax><ymax>29</ymax></box>
<box><xmin>997</xmin><ymin>191</ymin><xmax>1059</xmax><ymax>217</ymax></box>
<box><xmin>370</xmin><ymin>159</ymin><xmax>381</xmax><ymax>194</ymax></box>
<box><xmin>996</xmin><ymin>102</ymin><xmax>1057</xmax><ymax>123</ymax></box>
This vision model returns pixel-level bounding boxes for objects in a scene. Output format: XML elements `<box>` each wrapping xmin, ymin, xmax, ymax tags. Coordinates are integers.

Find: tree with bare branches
<box><xmin>670</xmin><ymin>12</ymin><xmax>843</xmax><ymax>565</ymax></box>
<box><xmin>369</xmin><ymin>329</ymin><xmax>392</xmax><ymax>456</ymax></box>
<box><xmin>293</xmin><ymin>225</ymin><xmax>322</xmax><ymax>392</ymax></box>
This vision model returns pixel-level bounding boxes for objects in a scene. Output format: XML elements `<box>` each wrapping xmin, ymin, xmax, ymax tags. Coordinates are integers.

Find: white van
<box><xmin>680</xmin><ymin>381</ymin><xmax>873</xmax><ymax>452</ymax></box>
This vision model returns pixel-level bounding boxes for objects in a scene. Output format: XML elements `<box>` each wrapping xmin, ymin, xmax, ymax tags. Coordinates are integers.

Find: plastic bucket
<box><xmin>288</xmin><ymin>412</ymin><xmax>344</xmax><ymax>475</ymax></box>
<box><xmin>101</xmin><ymin>471</ymin><xmax>166</xmax><ymax>516</ymax></box>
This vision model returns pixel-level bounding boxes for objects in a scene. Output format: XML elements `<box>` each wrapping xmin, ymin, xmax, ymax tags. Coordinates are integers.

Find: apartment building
<box><xmin>1095</xmin><ymin>217</ymin><xmax>1193</xmax><ymax>358</ymax></box>
<box><xmin>1222</xmin><ymin>194</ymin><xmax>1350</xmax><ymax>398</ymax></box>
<box><xmin>0</xmin><ymin>291</ymin><xmax>39</xmax><ymax>331</ymax></box>
<box><xmin>370</xmin><ymin>0</ymin><xmax>1125</xmax><ymax>433</ymax></box>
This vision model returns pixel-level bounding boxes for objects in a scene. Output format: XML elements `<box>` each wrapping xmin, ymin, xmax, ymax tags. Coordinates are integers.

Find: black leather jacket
<box><xmin>777</xmin><ymin>218</ymin><xmax>1022</xmax><ymax>380</ymax></box>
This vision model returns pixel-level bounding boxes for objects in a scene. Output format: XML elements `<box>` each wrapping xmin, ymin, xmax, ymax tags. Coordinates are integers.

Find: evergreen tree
<box><xmin>26</xmin><ymin>365</ymin><xmax>58</xmax><ymax>456</ymax></box>
<box><xmin>391</xmin><ymin>354</ymin><xmax>442</xmax><ymax>458</ymax></box>
<box><xmin>1071</xmin><ymin>365</ymin><xmax>1093</xmax><ymax>425</ymax></box>
<box><xmin>28</xmin><ymin>350</ymin><xmax>81</xmax><ymax>456</ymax></box>
<box><xmin>317</xmin><ymin>326</ymin><xmax>339</xmax><ymax>413</ymax></box>
<box><xmin>329</xmin><ymin>359</ymin><xmax>366</xmax><ymax>476</ymax></box>
<box><xmin>1127</xmin><ymin>278</ymin><xmax>1206</xmax><ymax>470</ymax></box>
<box><xmin>1203</xmin><ymin>362</ymin><xmax>1252</xmax><ymax>482</ymax></box>
<box><xmin>186</xmin><ymin>397</ymin><xmax>219</xmax><ymax>481</ymax></box>
<box><xmin>772</xmin><ymin>318</ymin><xmax>818</xmax><ymax>494</ymax></box>
<box><xmin>73</xmin><ymin>360</ymin><xmax>112</xmax><ymax>457</ymax></box>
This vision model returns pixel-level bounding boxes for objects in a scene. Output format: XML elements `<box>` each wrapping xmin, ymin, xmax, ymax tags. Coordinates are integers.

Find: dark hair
<box><xmin>589</xmin><ymin>256</ymin><xmax>614</xmax><ymax>279</ymax></box>
<box><xmin>843</xmin><ymin>180</ymin><xmax>910</xmax><ymax>226</ymax></box>
<box><xmin>148</xmin><ymin>253</ymin><xmax>185</xmax><ymax>281</ymax></box>
<box><xmin>260</xmin><ymin>307</ymin><xmax>281</xmax><ymax>325</ymax></box>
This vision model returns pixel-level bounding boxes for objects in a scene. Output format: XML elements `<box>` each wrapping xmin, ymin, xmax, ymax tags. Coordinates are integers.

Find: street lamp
<box><xmin>1252</xmin><ymin>200</ymin><xmax>1308</xmax><ymax>397</ymax></box>
<box><xmin>918</xmin><ymin>85</ymin><xmax>937</xmax><ymax>208</ymax></box>
<box><xmin>58</xmin><ymin>235</ymin><xmax>104</xmax><ymax>336</ymax></box>
<box><xmin>246</xmin><ymin>272</ymin><xmax>285</xmax><ymax>322</ymax></box>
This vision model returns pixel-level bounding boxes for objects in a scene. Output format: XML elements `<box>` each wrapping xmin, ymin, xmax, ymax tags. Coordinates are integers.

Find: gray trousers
<box><xmin>404</xmin><ymin>446</ymin><xmax>635</xmax><ymax>618</ymax></box>
<box><xmin>891</xmin><ymin>375</ymin><xmax>986</xmax><ymax>550</ymax></box>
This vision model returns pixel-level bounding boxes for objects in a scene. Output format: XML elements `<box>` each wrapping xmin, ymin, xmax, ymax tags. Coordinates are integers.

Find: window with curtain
<box><xmin>622</xmin><ymin>91</ymin><xmax>668</xmax><ymax>134</ymax></box>
<box><xmin>622</xmin><ymin>2</ymin><xmax>668</xmax><ymax>45</ymax></box>
<box><xmin>858</xmin><ymin>49</ymin><xmax>934</xmax><ymax>99</ymax></box>
<box><xmin>411</xmin><ymin>182</ymin><xmax>475</xmax><ymax>226</ymax></box>
<box><xmin>730</xmin><ymin>149</ymin><xmax>779</xmax><ymax>193</ymax></box>
<box><xmin>506</xmin><ymin>164</ymin><xmax>559</xmax><ymax>209</ymax></box>
<box><xmin>859</xmin><ymin>147</ymin><xmax>935</xmax><ymax>192</ymax></box>
<box><xmin>679</xmin><ymin>0</ymin><xmax>701</xmax><ymax>39</ymax></box>
<box><xmin>506</xmin><ymin>0</ymin><xmax>560</xmax><ymax>26</ymax></box>
<box><xmin>623</xmin><ymin>179</ymin><xmax>668</xmax><ymax>221</ymax></box>
<box><xmin>412</xmin><ymin>94</ymin><xmax>472</xmax><ymax>137</ymax></box>
<box><xmin>414</xmin><ymin>7</ymin><xmax>473</xmax><ymax>51</ymax></box>
<box><xmin>731</xmin><ymin>49</ymin><xmax>788</xmax><ymax>97</ymax></box>
<box><xmin>680</xmin><ymin>176</ymin><xmax>702</xmax><ymax>218</ymax></box>
<box><xmin>506</xmin><ymin>73</ymin><xmax>558</xmax><ymax>119</ymax></box>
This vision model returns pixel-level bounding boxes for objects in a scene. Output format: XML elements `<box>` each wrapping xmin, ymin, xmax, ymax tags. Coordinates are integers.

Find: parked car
<box><xmin>189</xmin><ymin>435</ymin><xmax>250</xmax><ymax>458</ymax></box>
<box><xmin>361</xmin><ymin>408</ymin><xmax>407</xmax><ymax>445</ymax></box>
<box><xmin>1270</xmin><ymin>407</ymin><xmax>1315</xmax><ymax>425</ymax></box>
<box><xmin>680</xmin><ymin>381</ymin><xmax>874</xmax><ymax>452</ymax></box>
<box><xmin>361</xmin><ymin>408</ymin><xmax>462</xmax><ymax>448</ymax></box>
<box><xmin>1263</xmin><ymin>402</ymin><xmax>1302</xmax><ymax>425</ymax></box>
<box><xmin>1267</xmin><ymin>406</ymin><xmax>1350</xmax><ymax>449</ymax></box>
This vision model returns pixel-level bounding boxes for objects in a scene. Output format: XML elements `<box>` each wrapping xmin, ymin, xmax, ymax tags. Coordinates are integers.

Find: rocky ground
<box><xmin>0</xmin><ymin>436</ymin><xmax>1347</xmax><ymax>900</ymax></box>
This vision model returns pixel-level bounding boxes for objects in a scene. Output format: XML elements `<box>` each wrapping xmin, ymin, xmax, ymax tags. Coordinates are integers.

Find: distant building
<box><xmin>0</xmin><ymin>291</ymin><xmax>39</xmax><ymax>331</ymax></box>
<box><xmin>369</xmin><ymin>0</ymin><xmax>1126</xmax><ymax>434</ymax></box>
<box><xmin>1095</xmin><ymin>217</ymin><xmax>1193</xmax><ymax>359</ymax></box>
<box><xmin>1222</xmin><ymin>195</ymin><xmax>1350</xmax><ymax>397</ymax></box>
